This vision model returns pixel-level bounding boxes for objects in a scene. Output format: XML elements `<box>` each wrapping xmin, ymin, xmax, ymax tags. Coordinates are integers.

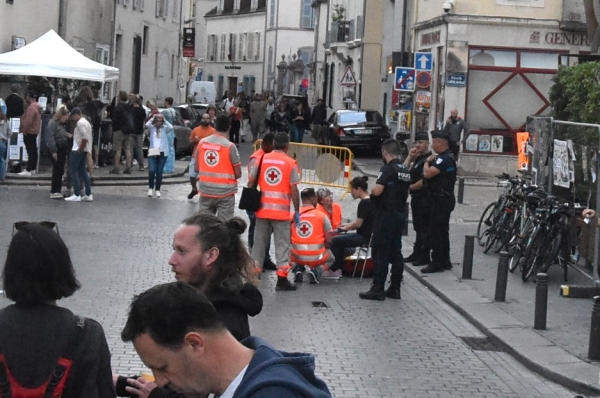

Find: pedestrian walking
<box><xmin>443</xmin><ymin>108</ymin><xmax>469</xmax><ymax>161</ymax></box>
<box><xmin>310</xmin><ymin>98</ymin><xmax>328</xmax><ymax>144</ymax></box>
<box><xmin>0</xmin><ymin>110</ymin><xmax>9</xmax><ymax>183</ymax></box>
<box><xmin>228</xmin><ymin>99</ymin><xmax>242</xmax><ymax>145</ymax></box>
<box><xmin>403</xmin><ymin>132</ymin><xmax>433</xmax><ymax>266</ymax></box>
<box><xmin>421</xmin><ymin>130</ymin><xmax>457</xmax><ymax>273</ymax></box>
<box><xmin>360</xmin><ymin>139</ymin><xmax>411</xmax><ymax>301</ymax></box>
<box><xmin>2</xmin><ymin>223</ymin><xmax>115</xmax><ymax>397</ymax></box>
<box><xmin>289</xmin><ymin>100</ymin><xmax>310</xmax><ymax>143</ymax></box>
<box><xmin>45</xmin><ymin>108</ymin><xmax>72</xmax><ymax>199</ymax></box>
<box><xmin>196</xmin><ymin>114</ymin><xmax>242</xmax><ymax>220</ymax></box>
<box><xmin>131</xmin><ymin>97</ymin><xmax>146</xmax><ymax>171</ymax></box>
<box><xmin>145</xmin><ymin>114</ymin><xmax>171</xmax><ymax>198</ymax></box>
<box><xmin>65</xmin><ymin>108</ymin><xmax>93</xmax><ymax>202</ymax></box>
<box><xmin>187</xmin><ymin>113</ymin><xmax>216</xmax><ymax>199</ymax></box>
<box><xmin>110</xmin><ymin>91</ymin><xmax>134</xmax><ymax>174</ymax></box>
<box><xmin>270</xmin><ymin>102</ymin><xmax>291</xmax><ymax>133</ymax></box>
<box><xmin>161</xmin><ymin>97</ymin><xmax>177</xmax><ymax>173</ymax></box>
<box><xmin>18</xmin><ymin>92</ymin><xmax>42</xmax><ymax>176</ymax></box>
<box><xmin>250</xmin><ymin>93</ymin><xmax>267</xmax><ymax>142</ymax></box>
<box><xmin>249</xmin><ymin>132</ymin><xmax>300</xmax><ymax>291</ymax></box>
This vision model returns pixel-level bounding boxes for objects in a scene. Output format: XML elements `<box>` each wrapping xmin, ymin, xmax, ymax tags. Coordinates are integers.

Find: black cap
<box><xmin>431</xmin><ymin>130</ymin><xmax>449</xmax><ymax>140</ymax></box>
<box><xmin>69</xmin><ymin>107</ymin><xmax>82</xmax><ymax>116</ymax></box>
<box><xmin>414</xmin><ymin>132</ymin><xmax>429</xmax><ymax>141</ymax></box>
<box><xmin>26</xmin><ymin>91</ymin><xmax>37</xmax><ymax>100</ymax></box>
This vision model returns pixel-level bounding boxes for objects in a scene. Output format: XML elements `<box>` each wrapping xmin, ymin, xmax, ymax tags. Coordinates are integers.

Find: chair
<box><xmin>352</xmin><ymin>234</ymin><xmax>373</xmax><ymax>282</ymax></box>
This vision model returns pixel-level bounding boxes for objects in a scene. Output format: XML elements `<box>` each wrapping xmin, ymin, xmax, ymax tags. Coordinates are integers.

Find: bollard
<box><xmin>462</xmin><ymin>235</ymin><xmax>475</xmax><ymax>279</ymax></box>
<box><xmin>494</xmin><ymin>251</ymin><xmax>510</xmax><ymax>302</ymax></box>
<box><xmin>588</xmin><ymin>296</ymin><xmax>600</xmax><ymax>360</ymax></box>
<box><xmin>534</xmin><ymin>273</ymin><xmax>548</xmax><ymax>330</ymax></box>
<box><xmin>457</xmin><ymin>177</ymin><xmax>465</xmax><ymax>204</ymax></box>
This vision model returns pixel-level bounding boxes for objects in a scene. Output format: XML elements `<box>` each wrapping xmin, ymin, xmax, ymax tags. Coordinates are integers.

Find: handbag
<box><xmin>148</xmin><ymin>147</ymin><xmax>161</xmax><ymax>157</ymax></box>
<box><xmin>238</xmin><ymin>155</ymin><xmax>263</xmax><ymax>211</ymax></box>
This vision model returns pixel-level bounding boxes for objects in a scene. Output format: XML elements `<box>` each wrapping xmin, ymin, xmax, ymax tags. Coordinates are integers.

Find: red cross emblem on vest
<box><xmin>264</xmin><ymin>166</ymin><xmax>282</xmax><ymax>186</ymax></box>
<box><xmin>297</xmin><ymin>221</ymin><xmax>313</xmax><ymax>238</ymax></box>
<box><xmin>205</xmin><ymin>150</ymin><xmax>219</xmax><ymax>166</ymax></box>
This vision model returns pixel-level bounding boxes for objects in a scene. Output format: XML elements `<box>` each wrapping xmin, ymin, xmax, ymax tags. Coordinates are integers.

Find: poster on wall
<box><xmin>415</xmin><ymin>91</ymin><xmax>431</xmax><ymax>114</ymax></box>
<box><xmin>516</xmin><ymin>132</ymin><xmax>530</xmax><ymax>171</ymax></box>
<box><xmin>478</xmin><ymin>135</ymin><xmax>491</xmax><ymax>152</ymax></box>
<box><xmin>491</xmin><ymin>135</ymin><xmax>504</xmax><ymax>153</ymax></box>
<box><xmin>553</xmin><ymin>139</ymin><xmax>570</xmax><ymax>188</ymax></box>
<box><xmin>465</xmin><ymin>134</ymin><xmax>478</xmax><ymax>151</ymax></box>
<box><xmin>446</xmin><ymin>40</ymin><xmax>469</xmax><ymax>73</ymax></box>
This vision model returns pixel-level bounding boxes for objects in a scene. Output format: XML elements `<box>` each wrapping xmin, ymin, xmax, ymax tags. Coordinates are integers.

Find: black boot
<box><xmin>412</xmin><ymin>251</ymin><xmax>431</xmax><ymax>266</ymax></box>
<box><xmin>276</xmin><ymin>276</ymin><xmax>297</xmax><ymax>291</ymax></box>
<box><xmin>384</xmin><ymin>286</ymin><xmax>401</xmax><ymax>299</ymax></box>
<box><xmin>263</xmin><ymin>257</ymin><xmax>277</xmax><ymax>270</ymax></box>
<box><xmin>421</xmin><ymin>262</ymin><xmax>444</xmax><ymax>274</ymax></box>
<box><xmin>359</xmin><ymin>285</ymin><xmax>385</xmax><ymax>301</ymax></box>
<box><xmin>403</xmin><ymin>252</ymin><xmax>419</xmax><ymax>263</ymax></box>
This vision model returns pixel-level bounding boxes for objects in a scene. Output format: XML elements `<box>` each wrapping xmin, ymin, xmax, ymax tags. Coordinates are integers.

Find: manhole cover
<box><xmin>460</xmin><ymin>336</ymin><xmax>504</xmax><ymax>352</ymax></box>
<box><xmin>312</xmin><ymin>301</ymin><xmax>328</xmax><ymax>308</ymax></box>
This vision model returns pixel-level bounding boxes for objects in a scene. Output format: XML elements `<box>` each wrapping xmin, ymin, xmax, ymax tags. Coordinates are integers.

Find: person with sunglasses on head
<box><xmin>145</xmin><ymin>114</ymin><xmax>172</xmax><ymax>198</ymax></box>
<box><xmin>1</xmin><ymin>222</ymin><xmax>115</xmax><ymax>397</ymax></box>
<box><xmin>114</xmin><ymin>214</ymin><xmax>263</xmax><ymax>397</ymax></box>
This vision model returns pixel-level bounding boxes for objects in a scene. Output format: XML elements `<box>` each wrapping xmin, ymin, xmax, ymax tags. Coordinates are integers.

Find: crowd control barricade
<box><xmin>253</xmin><ymin>140</ymin><xmax>354</xmax><ymax>198</ymax></box>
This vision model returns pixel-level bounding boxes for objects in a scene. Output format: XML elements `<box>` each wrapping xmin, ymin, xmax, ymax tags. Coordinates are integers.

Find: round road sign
<box><xmin>416</xmin><ymin>71</ymin><xmax>432</xmax><ymax>89</ymax></box>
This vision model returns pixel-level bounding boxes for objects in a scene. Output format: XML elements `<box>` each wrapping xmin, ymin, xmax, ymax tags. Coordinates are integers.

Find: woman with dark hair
<box><xmin>289</xmin><ymin>100</ymin><xmax>310</xmax><ymax>143</ymax></box>
<box><xmin>115</xmin><ymin>214</ymin><xmax>262</xmax><ymax>397</ymax></box>
<box><xmin>270</xmin><ymin>102</ymin><xmax>290</xmax><ymax>133</ymax></box>
<box><xmin>0</xmin><ymin>223</ymin><xmax>115</xmax><ymax>397</ymax></box>
<box><xmin>46</xmin><ymin>107</ymin><xmax>72</xmax><ymax>198</ymax></box>
<box><xmin>322</xmin><ymin>176</ymin><xmax>375</xmax><ymax>280</ymax></box>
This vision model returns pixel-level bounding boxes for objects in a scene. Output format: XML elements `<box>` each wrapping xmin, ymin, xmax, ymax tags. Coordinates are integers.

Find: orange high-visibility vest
<box><xmin>316</xmin><ymin>203</ymin><xmax>342</xmax><ymax>229</ymax></box>
<box><xmin>255</xmin><ymin>151</ymin><xmax>296</xmax><ymax>220</ymax></box>
<box><xmin>290</xmin><ymin>205</ymin><xmax>329</xmax><ymax>267</ymax></box>
<box><xmin>247</xmin><ymin>148</ymin><xmax>265</xmax><ymax>174</ymax></box>
<box><xmin>197</xmin><ymin>140</ymin><xmax>237</xmax><ymax>198</ymax></box>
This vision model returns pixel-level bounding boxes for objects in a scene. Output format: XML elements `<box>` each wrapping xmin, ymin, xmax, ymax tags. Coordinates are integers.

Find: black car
<box><xmin>326</xmin><ymin>110</ymin><xmax>390</xmax><ymax>151</ymax></box>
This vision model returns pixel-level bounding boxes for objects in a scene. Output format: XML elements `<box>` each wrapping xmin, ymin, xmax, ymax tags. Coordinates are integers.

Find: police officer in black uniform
<box><xmin>360</xmin><ymin>139</ymin><xmax>411</xmax><ymax>301</ymax></box>
<box><xmin>404</xmin><ymin>132</ymin><xmax>433</xmax><ymax>266</ymax></box>
<box><xmin>421</xmin><ymin>130</ymin><xmax>457</xmax><ymax>273</ymax></box>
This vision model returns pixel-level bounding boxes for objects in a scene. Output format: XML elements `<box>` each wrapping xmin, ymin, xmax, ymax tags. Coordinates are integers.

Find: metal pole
<box><xmin>534</xmin><ymin>273</ymin><xmax>548</xmax><ymax>330</ymax></box>
<box><xmin>457</xmin><ymin>177</ymin><xmax>465</xmax><ymax>204</ymax></box>
<box><xmin>494</xmin><ymin>251</ymin><xmax>510</xmax><ymax>302</ymax></box>
<box><xmin>462</xmin><ymin>235</ymin><xmax>474</xmax><ymax>279</ymax></box>
<box><xmin>588</xmin><ymin>296</ymin><xmax>600</xmax><ymax>360</ymax></box>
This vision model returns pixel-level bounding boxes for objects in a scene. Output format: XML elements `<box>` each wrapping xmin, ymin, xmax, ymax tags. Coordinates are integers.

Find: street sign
<box><xmin>416</xmin><ymin>71</ymin><xmax>431</xmax><ymax>89</ymax></box>
<box><xmin>414</xmin><ymin>52</ymin><xmax>433</xmax><ymax>71</ymax></box>
<box><xmin>183</xmin><ymin>27</ymin><xmax>195</xmax><ymax>58</ymax></box>
<box><xmin>340</xmin><ymin>66</ymin><xmax>357</xmax><ymax>86</ymax></box>
<box><xmin>447</xmin><ymin>73</ymin><xmax>467</xmax><ymax>87</ymax></box>
<box><xmin>394</xmin><ymin>67</ymin><xmax>415</xmax><ymax>92</ymax></box>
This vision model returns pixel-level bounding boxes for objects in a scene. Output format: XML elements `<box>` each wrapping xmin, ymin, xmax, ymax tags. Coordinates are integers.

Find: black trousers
<box><xmin>449</xmin><ymin>141</ymin><xmax>460</xmax><ymax>161</ymax></box>
<box><xmin>23</xmin><ymin>133</ymin><xmax>38</xmax><ymax>172</ymax></box>
<box><xmin>50</xmin><ymin>146</ymin><xmax>68</xmax><ymax>194</ymax></box>
<box><xmin>427</xmin><ymin>193</ymin><xmax>456</xmax><ymax>266</ymax></box>
<box><xmin>411</xmin><ymin>193</ymin><xmax>431</xmax><ymax>258</ymax></box>
<box><xmin>230</xmin><ymin>120</ymin><xmax>240</xmax><ymax>144</ymax></box>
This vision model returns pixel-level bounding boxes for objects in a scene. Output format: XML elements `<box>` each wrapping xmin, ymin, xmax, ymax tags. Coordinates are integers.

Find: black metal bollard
<box><xmin>588</xmin><ymin>296</ymin><xmax>600</xmax><ymax>360</ymax></box>
<box><xmin>534</xmin><ymin>273</ymin><xmax>548</xmax><ymax>330</ymax></box>
<box><xmin>457</xmin><ymin>177</ymin><xmax>465</xmax><ymax>204</ymax></box>
<box><xmin>494</xmin><ymin>251</ymin><xmax>510</xmax><ymax>302</ymax></box>
<box><xmin>462</xmin><ymin>235</ymin><xmax>474</xmax><ymax>279</ymax></box>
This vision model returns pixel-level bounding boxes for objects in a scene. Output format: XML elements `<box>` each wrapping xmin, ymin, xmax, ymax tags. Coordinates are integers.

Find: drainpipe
<box><xmin>358</xmin><ymin>0</ymin><xmax>367</xmax><ymax>108</ymax></box>
<box><xmin>58</xmin><ymin>0</ymin><xmax>67</xmax><ymax>38</ymax></box>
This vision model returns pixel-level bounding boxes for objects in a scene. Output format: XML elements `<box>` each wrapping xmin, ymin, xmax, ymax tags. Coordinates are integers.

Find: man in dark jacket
<box><xmin>110</xmin><ymin>91</ymin><xmax>134</xmax><ymax>174</ymax></box>
<box><xmin>121</xmin><ymin>282</ymin><xmax>331</xmax><ymax>398</ymax></box>
<box><xmin>442</xmin><ymin>109</ymin><xmax>469</xmax><ymax>161</ymax></box>
<box><xmin>310</xmin><ymin>99</ymin><xmax>328</xmax><ymax>144</ymax></box>
<box><xmin>5</xmin><ymin>84</ymin><xmax>24</xmax><ymax>120</ymax></box>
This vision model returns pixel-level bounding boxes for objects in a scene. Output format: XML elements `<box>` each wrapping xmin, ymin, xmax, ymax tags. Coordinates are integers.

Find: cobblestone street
<box><xmin>0</xmin><ymin>179</ymin><xmax>580</xmax><ymax>397</ymax></box>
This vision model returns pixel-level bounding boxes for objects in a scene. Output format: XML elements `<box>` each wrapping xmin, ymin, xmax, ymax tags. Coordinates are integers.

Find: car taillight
<box><xmin>335</xmin><ymin>127</ymin><xmax>345</xmax><ymax>136</ymax></box>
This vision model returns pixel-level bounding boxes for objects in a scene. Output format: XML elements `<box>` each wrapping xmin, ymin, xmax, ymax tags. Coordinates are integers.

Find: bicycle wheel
<box><xmin>495</xmin><ymin>209</ymin><xmax>518</xmax><ymax>254</ymax></box>
<box><xmin>541</xmin><ymin>228</ymin><xmax>562</xmax><ymax>274</ymax></box>
<box><xmin>520</xmin><ymin>227</ymin><xmax>541</xmax><ymax>282</ymax></box>
<box><xmin>477</xmin><ymin>202</ymin><xmax>496</xmax><ymax>246</ymax></box>
<box><xmin>508</xmin><ymin>236</ymin><xmax>523</xmax><ymax>273</ymax></box>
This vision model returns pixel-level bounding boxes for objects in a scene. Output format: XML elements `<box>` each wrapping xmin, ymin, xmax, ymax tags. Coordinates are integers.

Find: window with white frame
<box><xmin>207</xmin><ymin>34</ymin><xmax>216</xmax><ymax>61</ymax></box>
<box><xmin>254</xmin><ymin>32</ymin><xmax>260</xmax><ymax>61</ymax></box>
<box><xmin>95</xmin><ymin>45</ymin><xmax>110</xmax><ymax>65</ymax></box>
<box><xmin>230</xmin><ymin>34</ymin><xmax>237</xmax><ymax>61</ymax></box>
<box><xmin>156</xmin><ymin>0</ymin><xmax>164</xmax><ymax>17</ymax></box>
<box><xmin>300</xmin><ymin>0</ymin><xmax>314</xmax><ymax>28</ymax></box>
<box><xmin>154</xmin><ymin>51</ymin><xmax>159</xmax><ymax>77</ymax></box>
<box><xmin>172</xmin><ymin>0</ymin><xmax>180</xmax><ymax>22</ymax></box>
<box><xmin>171</xmin><ymin>54</ymin><xmax>175</xmax><ymax>78</ymax></box>
<box><xmin>238</xmin><ymin>33</ymin><xmax>245</xmax><ymax>61</ymax></box>
<box><xmin>268</xmin><ymin>46</ymin><xmax>273</xmax><ymax>73</ymax></box>
<box><xmin>246</xmin><ymin>33</ymin><xmax>254</xmax><ymax>61</ymax></box>
<box><xmin>269</xmin><ymin>0</ymin><xmax>275</xmax><ymax>27</ymax></box>
<box><xmin>220</xmin><ymin>34</ymin><xmax>227</xmax><ymax>61</ymax></box>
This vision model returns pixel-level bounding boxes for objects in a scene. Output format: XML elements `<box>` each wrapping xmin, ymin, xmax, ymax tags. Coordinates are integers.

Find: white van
<box><xmin>188</xmin><ymin>81</ymin><xmax>216</xmax><ymax>104</ymax></box>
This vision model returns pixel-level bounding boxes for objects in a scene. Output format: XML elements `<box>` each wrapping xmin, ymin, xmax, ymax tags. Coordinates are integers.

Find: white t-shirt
<box><xmin>208</xmin><ymin>365</ymin><xmax>248</xmax><ymax>398</ymax></box>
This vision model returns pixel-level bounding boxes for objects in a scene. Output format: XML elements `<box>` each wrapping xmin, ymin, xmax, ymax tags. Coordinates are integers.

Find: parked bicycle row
<box><xmin>476</xmin><ymin>172</ymin><xmax>585</xmax><ymax>283</ymax></box>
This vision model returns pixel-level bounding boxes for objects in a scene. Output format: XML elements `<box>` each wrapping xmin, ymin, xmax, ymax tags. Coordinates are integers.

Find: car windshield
<box><xmin>178</xmin><ymin>108</ymin><xmax>193</xmax><ymax>120</ymax></box>
<box><xmin>338</xmin><ymin>111</ymin><xmax>379</xmax><ymax>124</ymax></box>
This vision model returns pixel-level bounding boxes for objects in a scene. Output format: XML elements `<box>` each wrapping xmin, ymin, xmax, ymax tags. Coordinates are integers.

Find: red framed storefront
<box><xmin>464</xmin><ymin>46</ymin><xmax>568</xmax><ymax>155</ymax></box>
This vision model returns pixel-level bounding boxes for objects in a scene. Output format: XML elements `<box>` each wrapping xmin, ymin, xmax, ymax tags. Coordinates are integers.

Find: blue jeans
<box><xmin>291</xmin><ymin>125</ymin><xmax>304</xmax><ymax>143</ymax></box>
<box><xmin>372</xmin><ymin>210</ymin><xmax>406</xmax><ymax>289</ymax></box>
<box><xmin>0</xmin><ymin>140</ymin><xmax>6</xmax><ymax>180</ymax></box>
<box><xmin>70</xmin><ymin>151</ymin><xmax>91</xmax><ymax>197</ymax></box>
<box><xmin>147</xmin><ymin>153</ymin><xmax>167</xmax><ymax>190</ymax></box>
<box><xmin>330</xmin><ymin>232</ymin><xmax>366</xmax><ymax>271</ymax></box>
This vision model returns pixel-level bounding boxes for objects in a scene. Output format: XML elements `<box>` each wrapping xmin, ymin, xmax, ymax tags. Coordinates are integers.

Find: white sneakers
<box><xmin>148</xmin><ymin>189</ymin><xmax>161</xmax><ymax>198</ymax></box>
<box><xmin>18</xmin><ymin>170</ymin><xmax>34</xmax><ymax>176</ymax></box>
<box><xmin>65</xmin><ymin>194</ymin><xmax>93</xmax><ymax>202</ymax></box>
<box><xmin>50</xmin><ymin>193</ymin><xmax>64</xmax><ymax>199</ymax></box>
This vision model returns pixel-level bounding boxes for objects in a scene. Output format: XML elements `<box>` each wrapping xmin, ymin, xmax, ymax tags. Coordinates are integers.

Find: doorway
<box><xmin>228</xmin><ymin>76</ymin><xmax>238</xmax><ymax>95</ymax></box>
<box><xmin>132</xmin><ymin>36</ymin><xmax>142</xmax><ymax>94</ymax></box>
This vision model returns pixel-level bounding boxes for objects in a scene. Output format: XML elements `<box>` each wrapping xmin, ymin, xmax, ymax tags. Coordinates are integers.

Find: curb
<box><xmin>404</xmin><ymin>265</ymin><xmax>600</xmax><ymax>396</ymax></box>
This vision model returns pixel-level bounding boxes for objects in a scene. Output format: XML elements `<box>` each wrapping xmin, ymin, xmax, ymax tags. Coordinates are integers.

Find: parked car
<box><xmin>143</xmin><ymin>108</ymin><xmax>192</xmax><ymax>156</ymax></box>
<box><xmin>326</xmin><ymin>109</ymin><xmax>390</xmax><ymax>151</ymax></box>
<box><xmin>190</xmin><ymin>103</ymin><xmax>210</xmax><ymax>116</ymax></box>
<box><xmin>174</xmin><ymin>104</ymin><xmax>202</xmax><ymax>129</ymax></box>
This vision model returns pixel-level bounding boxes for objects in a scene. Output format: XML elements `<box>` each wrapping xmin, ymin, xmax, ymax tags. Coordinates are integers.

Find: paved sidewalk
<box><xmin>353</xmin><ymin>158</ymin><xmax>600</xmax><ymax>395</ymax></box>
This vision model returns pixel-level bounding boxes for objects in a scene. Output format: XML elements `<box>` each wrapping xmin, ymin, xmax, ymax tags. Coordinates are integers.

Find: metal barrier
<box><xmin>253</xmin><ymin>140</ymin><xmax>354</xmax><ymax>198</ymax></box>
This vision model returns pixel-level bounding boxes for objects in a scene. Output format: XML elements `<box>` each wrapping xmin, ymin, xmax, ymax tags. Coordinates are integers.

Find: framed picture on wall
<box><xmin>491</xmin><ymin>135</ymin><xmax>504</xmax><ymax>152</ymax></box>
<box><xmin>478</xmin><ymin>135</ymin><xmax>491</xmax><ymax>152</ymax></box>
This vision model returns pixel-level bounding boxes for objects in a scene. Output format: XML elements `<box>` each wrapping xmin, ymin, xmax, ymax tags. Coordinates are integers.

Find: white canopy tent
<box><xmin>0</xmin><ymin>30</ymin><xmax>118</xmax><ymax>82</ymax></box>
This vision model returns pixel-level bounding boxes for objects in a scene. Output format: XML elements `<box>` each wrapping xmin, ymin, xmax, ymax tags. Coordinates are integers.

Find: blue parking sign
<box><xmin>394</xmin><ymin>67</ymin><xmax>416</xmax><ymax>92</ymax></box>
